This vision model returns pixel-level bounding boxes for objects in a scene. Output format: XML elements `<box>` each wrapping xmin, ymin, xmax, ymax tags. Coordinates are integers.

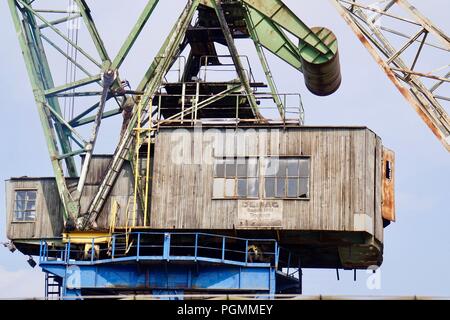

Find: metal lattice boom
<box><xmin>332</xmin><ymin>0</ymin><xmax>450</xmax><ymax>152</ymax></box>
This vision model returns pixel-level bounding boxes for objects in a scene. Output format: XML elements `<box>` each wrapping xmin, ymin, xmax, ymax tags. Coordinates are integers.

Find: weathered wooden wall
<box><xmin>6</xmin><ymin>178</ymin><xmax>63</xmax><ymax>239</ymax></box>
<box><xmin>150</xmin><ymin>126</ymin><xmax>384</xmax><ymax>244</ymax></box>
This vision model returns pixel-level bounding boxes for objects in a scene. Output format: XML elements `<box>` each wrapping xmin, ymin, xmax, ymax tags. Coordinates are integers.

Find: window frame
<box><xmin>12</xmin><ymin>189</ymin><xmax>38</xmax><ymax>223</ymax></box>
<box><xmin>212</xmin><ymin>157</ymin><xmax>260</xmax><ymax>200</ymax></box>
<box><xmin>263</xmin><ymin>156</ymin><xmax>311</xmax><ymax>201</ymax></box>
<box><xmin>212</xmin><ymin>155</ymin><xmax>312</xmax><ymax>201</ymax></box>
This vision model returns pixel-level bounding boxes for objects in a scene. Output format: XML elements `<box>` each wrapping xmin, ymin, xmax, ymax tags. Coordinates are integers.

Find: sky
<box><xmin>0</xmin><ymin>0</ymin><xmax>449</xmax><ymax>298</ymax></box>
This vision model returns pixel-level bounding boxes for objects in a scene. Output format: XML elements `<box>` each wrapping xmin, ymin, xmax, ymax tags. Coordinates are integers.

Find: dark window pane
<box><xmin>27</xmin><ymin>191</ymin><xmax>36</xmax><ymax>201</ymax></box>
<box><xmin>299</xmin><ymin>178</ymin><xmax>309</xmax><ymax>198</ymax></box>
<box><xmin>276</xmin><ymin>178</ymin><xmax>285</xmax><ymax>198</ymax></box>
<box><xmin>248</xmin><ymin>178</ymin><xmax>259</xmax><ymax>197</ymax></box>
<box><xmin>225</xmin><ymin>160</ymin><xmax>236</xmax><ymax>177</ymax></box>
<box><xmin>15</xmin><ymin>191</ymin><xmax>26</xmax><ymax>202</ymax></box>
<box><xmin>15</xmin><ymin>211</ymin><xmax>24</xmax><ymax>221</ymax></box>
<box><xmin>287</xmin><ymin>178</ymin><xmax>298</xmax><ymax>198</ymax></box>
<box><xmin>299</xmin><ymin>159</ymin><xmax>310</xmax><ymax>177</ymax></box>
<box><xmin>237</xmin><ymin>179</ymin><xmax>247</xmax><ymax>197</ymax></box>
<box><xmin>25</xmin><ymin>212</ymin><xmax>35</xmax><ymax>221</ymax></box>
<box><xmin>215</xmin><ymin>161</ymin><xmax>225</xmax><ymax>177</ymax></box>
<box><xmin>26</xmin><ymin>200</ymin><xmax>36</xmax><ymax>211</ymax></box>
<box><xmin>385</xmin><ymin>161</ymin><xmax>392</xmax><ymax>180</ymax></box>
<box><xmin>15</xmin><ymin>200</ymin><xmax>25</xmax><ymax>212</ymax></box>
<box><xmin>278</xmin><ymin>159</ymin><xmax>287</xmax><ymax>177</ymax></box>
<box><xmin>265</xmin><ymin>177</ymin><xmax>275</xmax><ymax>197</ymax></box>
<box><xmin>287</xmin><ymin>159</ymin><xmax>299</xmax><ymax>177</ymax></box>
<box><xmin>237</xmin><ymin>162</ymin><xmax>248</xmax><ymax>177</ymax></box>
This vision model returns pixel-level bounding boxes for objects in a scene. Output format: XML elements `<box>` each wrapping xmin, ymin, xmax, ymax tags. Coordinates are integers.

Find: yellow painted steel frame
<box><xmin>132</xmin><ymin>101</ymin><xmax>154</xmax><ymax>229</ymax></box>
<box><xmin>62</xmin><ymin>232</ymin><xmax>110</xmax><ymax>244</ymax></box>
<box><xmin>109</xmin><ymin>199</ymin><xmax>119</xmax><ymax>235</ymax></box>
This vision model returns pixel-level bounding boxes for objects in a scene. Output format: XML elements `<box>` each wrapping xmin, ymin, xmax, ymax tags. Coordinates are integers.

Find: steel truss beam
<box><xmin>333</xmin><ymin>0</ymin><xmax>450</xmax><ymax>152</ymax></box>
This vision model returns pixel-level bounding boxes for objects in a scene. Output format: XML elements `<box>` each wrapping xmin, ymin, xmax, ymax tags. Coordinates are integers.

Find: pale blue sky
<box><xmin>0</xmin><ymin>0</ymin><xmax>449</xmax><ymax>298</ymax></box>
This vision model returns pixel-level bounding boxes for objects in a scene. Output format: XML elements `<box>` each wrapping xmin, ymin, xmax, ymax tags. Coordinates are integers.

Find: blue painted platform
<box><xmin>39</xmin><ymin>232</ymin><xmax>301</xmax><ymax>299</ymax></box>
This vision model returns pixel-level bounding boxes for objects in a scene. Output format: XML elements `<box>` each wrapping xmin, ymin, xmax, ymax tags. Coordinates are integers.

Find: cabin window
<box><xmin>385</xmin><ymin>160</ymin><xmax>392</xmax><ymax>180</ymax></box>
<box><xmin>213</xmin><ymin>158</ymin><xmax>259</xmax><ymax>199</ymax></box>
<box><xmin>264</xmin><ymin>157</ymin><xmax>310</xmax><ymax>199</ymax></box>
<box><xmin>13</xmin><ymin>190</ymin><xmax>37</xmax><ymax>222</ymax></box>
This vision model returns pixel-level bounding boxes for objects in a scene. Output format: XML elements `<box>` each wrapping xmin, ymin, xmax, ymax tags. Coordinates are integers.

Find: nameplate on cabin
<box><xmin>237</xmin><ymin>200</ymin><xmax>283</xmax><ymax>228</ymax></box>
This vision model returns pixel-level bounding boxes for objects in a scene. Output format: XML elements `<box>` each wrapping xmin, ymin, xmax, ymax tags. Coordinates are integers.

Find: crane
<box><xmin>4</xmin><ymin>0</ymin><xmax>447</xmax><ymax>299</ymax></box>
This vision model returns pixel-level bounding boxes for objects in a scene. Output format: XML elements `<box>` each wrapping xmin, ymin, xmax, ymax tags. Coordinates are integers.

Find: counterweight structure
<box><xmin>5</xmin><ymin>0</ymin><xmax>396</xmax><ymax>299</ymax></box>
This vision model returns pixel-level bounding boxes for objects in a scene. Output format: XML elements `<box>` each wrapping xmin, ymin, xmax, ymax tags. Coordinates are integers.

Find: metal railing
<box><xmin>151</xmin><ymin>91</ymin><xmax>305</xmax><ymax>126</ymax></box>
<box><xmin>199</xmin><ymin>55</ymin><xmax>255</xmax><ymax>83</ymax></box>
<box><xmin>39</xmin><ymin>232</ymin><xmax>281</xmax><ymax>268</ymax></box>
<box><xmin>278</xmin><ymin>247</ymin><xmax>303</xmax><ymax>279</ymax></box>
<box><xmin>164</xmin><ymin>56</ymin><xmax>187</xmax><ymax>83</ymax></box>
<box><xmin>163</xmin><ymin>55</ymin><xmax>255</xmax><ymax>84</ymax></box>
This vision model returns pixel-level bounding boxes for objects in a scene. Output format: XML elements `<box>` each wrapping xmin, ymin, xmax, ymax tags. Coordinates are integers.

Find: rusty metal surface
<box><xmin>382</xmin><ymin>147</ymin><xmax>395</xmax><ymax>223</ymax></box>
<box><xmin>332</xmin><ymin>0</ymin><xmax>450</xmax><ymax>152</ymax></box>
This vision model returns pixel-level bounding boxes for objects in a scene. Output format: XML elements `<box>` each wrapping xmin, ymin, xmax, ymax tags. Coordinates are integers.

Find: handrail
<box><xmin>152</xmin><ymin>91</ymin><xmax>304</xmax><ymax>125</ymax></box>
<box><xmin>199</xmin><ymin>55</ymin><xmax>256</xmax><ymax>83</ymax></box>
<box><xmin>38</xmin><ymin>231</ymin><xmax>305</xmax><ymax>280</ymax></box>
<box><xmin>39</xmin><ymin>232</ymin><xmax>279</xmax><ymax>266</ymax></box>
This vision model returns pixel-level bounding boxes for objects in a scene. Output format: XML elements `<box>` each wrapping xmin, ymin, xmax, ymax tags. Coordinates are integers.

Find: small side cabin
<box><xmin>5</xmin><ymin>125</ymin><xmax>395</xmax><ymax>269</ymax></box>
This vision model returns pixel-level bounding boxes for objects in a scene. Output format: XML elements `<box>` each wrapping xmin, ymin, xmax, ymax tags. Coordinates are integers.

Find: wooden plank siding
<box><xmin>6</xmin><ymin>179</ymin><xmax>63</xmax><ymax>239</ymax></box>
<box><xmin>149</xmin><ymin>126</ymin><xmax>384</xmax><ymax>245</ymax></box>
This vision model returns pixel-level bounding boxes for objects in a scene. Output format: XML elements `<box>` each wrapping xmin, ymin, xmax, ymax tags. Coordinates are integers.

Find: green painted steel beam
<box><xmin>201</xmin><ymin>0</ymin><xmax>335</xmax><ymax>67</ymax></box>
<box><xmin>244</xmin><ymin>7</ymin><xmax>284</xmax><ymax>117</ymax></box>
<box><xmin>74</xmin><ymin>0</ymin><xmax>111</xmax><ymax>66</ymax></box>
<box><xmin>38</xmin><ymin>14</ymin><xmax>81</xmax><ymax>30</ymax></box>
<box><xmin>69</xmin><ymin>100</ymin><xmax>106</xmax><ymax>126</ymax></box>
<box><xmin>8</xmin><ymin>0</ymin><xmax>78</xmax><ymax>224</ymax></box>
<box><xmin>111</xmin><ymin>0</ymin><xmax>159</xmax><ymax>70</ymax></box>
<box><xmin>69</xmin><ymin>135</ymin><xmax>85</xmax><ymax>150</ymax></box>
<box><xmin>211</xmin><ymin>0</ymin><xmax>260</xmax><ymax>117</ymax></box>
<box><xmin>23</xmin><ymin>9</ymin><xmax>79</xmax><ymax>177</ymax></box>
<box><xmin>44</xmin><ymin>74</ymin><xmax>102</xmax><ymax>97</ymax></box>
<box><xmin>57</xmin><ymin>148</ymin><xmax>87</xmax><ymax>160</ymax></box>
<box><xmin>45</xmin><ymin>103</ymin><xmax>88</xmax><ymax>145</ymax></box>
<box><xmin>17</xmin><ymin>0</ymin><xmax>102</xmax><ymax>68</ymax></box>
<box><xmin>245</xmin><ymin>6</ymin><xmax>303</xmax><ymax>71</ymax></box>
<box><xmin>71</xmin><ymin>108</ymin><xmax>122</xmax><ymax>128</ymax></box>
<box><xmin>242</xmin><ymin>0</ymin><xmax>333</xmax><ymax>59</ymax></box>
<box><xmin>40</xmin><ymin>33</ymin><xmax>93</xmax><ymax>78</ymax></box>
